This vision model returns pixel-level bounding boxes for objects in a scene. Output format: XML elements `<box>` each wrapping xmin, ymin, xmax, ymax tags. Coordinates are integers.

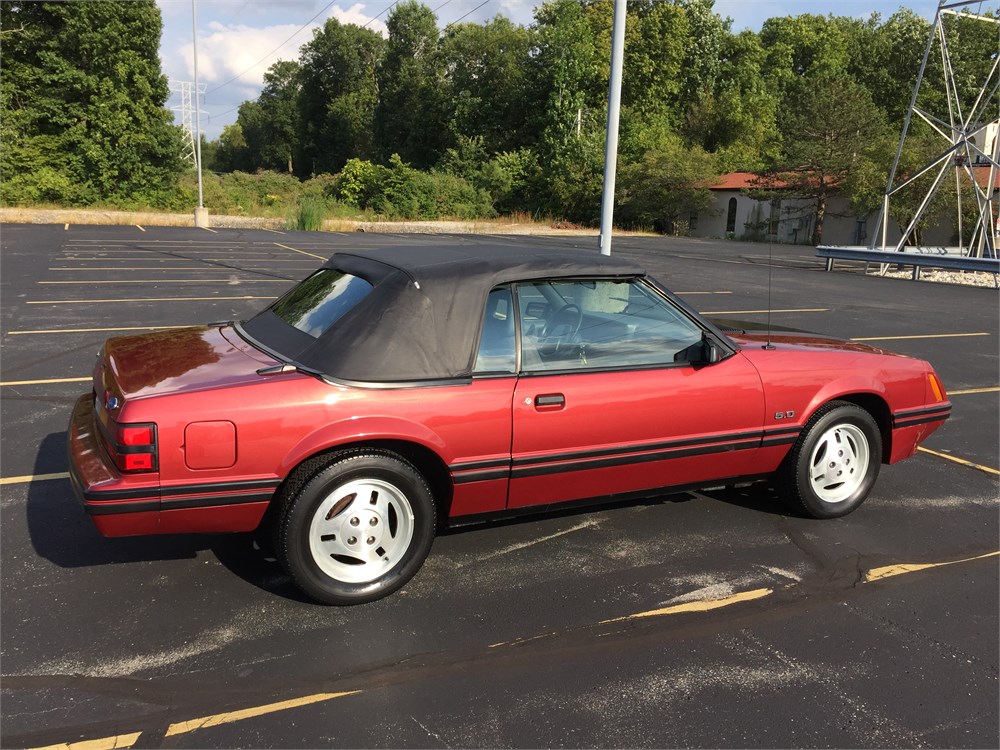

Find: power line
<box><xmin>206</xmin><ymin>1</ymin><xmax>488</xmax><ymax>126</ymax></box>
<box><xmin>205</xmin><ymin>2</ymin><xmax>401</xmax><ymax>96</ymax></box>
<box><xmin>205</xmin><ymin>0</ymin><xmax>340</xmax><ymax>95</ymax></box>
<box><xmin>443</xmin><ymin>0</ymin><xmax>491</xmax><ymax>31</ymax></box>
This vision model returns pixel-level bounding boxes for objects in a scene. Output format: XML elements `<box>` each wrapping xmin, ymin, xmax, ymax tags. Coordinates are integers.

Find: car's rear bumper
<box><xmin>67</xmin><ymin>393</ymin><xmax>160</xmax><ymax>536</ymax></box>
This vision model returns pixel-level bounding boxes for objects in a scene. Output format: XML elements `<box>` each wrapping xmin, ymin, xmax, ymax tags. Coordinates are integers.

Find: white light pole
<box><xmin>598</xmin><ymin>0</ymin><xmax>626</xmax><ymax>256</ymax></box>
<box><xmin>192</xmin><ymin>0</ymin><xmax>208</xmax><ymax>227</ymax></box>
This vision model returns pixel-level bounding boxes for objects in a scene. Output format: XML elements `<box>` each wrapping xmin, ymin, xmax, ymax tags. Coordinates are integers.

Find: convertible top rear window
<box><xmin>270</xmin><ymin>270</ymin><xmax>373</xmax><ymax>338</ymax></box>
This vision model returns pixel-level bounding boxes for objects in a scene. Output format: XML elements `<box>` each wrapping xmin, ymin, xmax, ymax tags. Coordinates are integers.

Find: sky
<box><xmin>156</xmin><ymin>1</ymin><xmax>949</xmax><ymax>140</ymax></box>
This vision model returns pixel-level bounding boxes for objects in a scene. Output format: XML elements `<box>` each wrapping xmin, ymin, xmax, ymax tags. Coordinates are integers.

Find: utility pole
<box><xmin>192</xmin><ymin>0</ymin><xmax>209</xmax><ymax>228</ymax></box>
<box><xmin>598</xmin><ymin>0</ymin><xmax>626</xmax><ymax>256</ymax></box>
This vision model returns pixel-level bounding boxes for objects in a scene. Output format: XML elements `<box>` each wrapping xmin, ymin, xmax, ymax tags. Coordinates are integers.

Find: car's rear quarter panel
<box><xmin>124</xmin><ymin>374</ymin><xmax>515</xmax><ymax>531</ymax></box>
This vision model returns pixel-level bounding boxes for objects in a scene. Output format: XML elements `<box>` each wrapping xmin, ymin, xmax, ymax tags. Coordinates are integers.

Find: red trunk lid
<box><xmin>98</xmin><ymin>325</ymin><xmax>277</xmax><ymax>403</ymax></box>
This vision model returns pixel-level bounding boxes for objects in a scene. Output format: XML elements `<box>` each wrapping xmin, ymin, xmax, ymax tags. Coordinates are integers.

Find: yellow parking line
<box><xmin>600</xmin><ymin>587</ymin><xmax>773</xmax><ymax>624</ymax></box>
<box><xmin>865</xmin><ymin>550</ymin><xmax>999</xmax><ymax>583</ymax></box>
<box><xmin>851</xmin><ymin>332</ymin><xmax>989</xmax><ymax>342</ymax></box>
<box><xmin>0</xmin><ymin>472</ymin><xmax>69</xmax><ymax>486</ymax></box>
<box><xmin>135</xmin><ymin>225</ymin><xmax>145</xmax><ymax>232</ymax></box>
<box><xmin>26</xmin><ymin>296</ymin><xmax>272</xmax><ymax>304</ymax></box>
<box><xmin>702</xmin><ymin>308</ymin><xmax>828</xmax><ymax>314</ymax></box>
<box><xmin>1</xmin><ymin>377</ymin><xmax>91</xmax><ymax>386</ymax></box>
<box><xmin>39</xmin><ymin>279</ymin><xmax>287</xmax><ymax>284</ymax></box>
<box><xmin>949</xmin><ymin>386</ymin><xmax>999</xmax><ymax>395</ymax></box>
<box><xmin>8</xmin><ymin>325</ymin><xmax>198</xmax><ymax>335</ymax></box>
<box><xmin>917</xmin><ymin>446</ymin><xmax>999</xmax><ymax>476</ymax></box>
<box><xmin>30</xmin><ymin>731</ymin><xmax>142</xmax><ymax>750</ymax></box>
<box><xmin>275</xmin><ymin>242</ymin><xmax>326</xmax><ymax>260</ymax></box>
<box><xmin>165</xmin><ymin>691</ymin><xmax>361</xmax><ymax>736</ymax></box>
<box><xmin>64</xmin><ymin>223</ymin><xmax>69</xmax><ymax>231</ymax></box>
<box><xmin>259</xmin><ymin>228</ymin><xmax>286</xmax><ymax>234</ymax></box>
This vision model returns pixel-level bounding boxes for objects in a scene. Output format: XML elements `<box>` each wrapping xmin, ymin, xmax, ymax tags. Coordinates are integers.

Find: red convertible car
<box><xmin>68</xmin><ymin>245</ymin><xmax>950</xmax><ymax>604</ymax></box>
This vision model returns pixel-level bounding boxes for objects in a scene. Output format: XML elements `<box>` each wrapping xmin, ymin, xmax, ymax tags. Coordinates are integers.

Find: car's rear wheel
<box><xmin>778</xmin><ymin>401</ymin><xmax>882</xmax><ymax>518</ymax></box>
<box><xmin>276</xmin><ymin>451</ymin><xmax>436</xmax><ymax>605</ymax></box>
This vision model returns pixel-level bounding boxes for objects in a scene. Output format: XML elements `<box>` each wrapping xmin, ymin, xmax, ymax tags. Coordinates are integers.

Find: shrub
<box><xmin>292</xmin><ymin>196</ymin><xmax>326</xmax><ymax>230</ymax></box>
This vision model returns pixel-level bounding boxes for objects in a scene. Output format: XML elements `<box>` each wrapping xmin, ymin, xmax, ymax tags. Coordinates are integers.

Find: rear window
<box><xmin>270</xmin><ymin>269</ymin><xmax>373</xmax><ymax>338</ymax></box>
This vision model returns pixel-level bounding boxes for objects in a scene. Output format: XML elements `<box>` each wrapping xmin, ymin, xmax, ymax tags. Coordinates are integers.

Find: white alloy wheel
<box><xmin>276</xmin><ymin>450</ymin><xmax>436</xmax><ymax>605</ymax></box>
<box><xmin>307</xmin><ymin>477</ymin><xmax>415</xmax><ymax>584</ymax></box>
<box><xmin>807</xmin><ymin>422</ymin><xmax>870</xmax><ymax>504</ymax></box>
<box><xmin>777</xmin><ymin>401</ymin><xmax>882</xmax><ymax>519</ymax></box>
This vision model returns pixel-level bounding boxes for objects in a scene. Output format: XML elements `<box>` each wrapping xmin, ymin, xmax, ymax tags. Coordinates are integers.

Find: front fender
<box><xmin>797</xmin><ymin>376</ymin><xmax>890</xmax><ymax>424</ymax></box>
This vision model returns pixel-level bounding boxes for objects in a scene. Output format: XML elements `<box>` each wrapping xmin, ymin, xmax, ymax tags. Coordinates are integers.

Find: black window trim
<box><xmin>509</xmin><ymin>276</ymin><xmax>737</xmax><ymax>377</ymax></box>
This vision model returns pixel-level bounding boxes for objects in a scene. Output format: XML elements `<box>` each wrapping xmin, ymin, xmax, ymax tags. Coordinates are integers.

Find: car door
<box><xmin>508</xmin><ymin>278</ymin><xmax>766</xmax><ymax>509</ymax></box>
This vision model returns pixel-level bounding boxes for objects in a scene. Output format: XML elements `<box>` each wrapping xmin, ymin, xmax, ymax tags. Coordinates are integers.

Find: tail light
<box><xmin>97</xmin><ymin>414</ymin><xmax>158</xmax><ymax>473</ymax></box>
<box><xmin>117</xmin><ymin>423</ymin><xmax>157</xmax><ymax>472</ymax></box>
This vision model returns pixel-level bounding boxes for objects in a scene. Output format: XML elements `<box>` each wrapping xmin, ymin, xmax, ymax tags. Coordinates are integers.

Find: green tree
<box><xmin>297</xmin><ymin>18</ymin><xmax>385</xmax><ymax>174</ymax></box>
<box><xmin>241</xmin><ymin>60</ymin><xmax>301</xmax><ymax>174</ymax></box>
<box><xmin>529</xmin><ymin>0</ymin><xmax>608</xmax><ymax>221</ymax></box>
<box><xmin>211</xmin><ymin>121</ymin><xmax>252</xmax><ymax>173</ymax></box>
<box><xmin>843</xmin><ymin>11</ymin><xmax>929</xmax><ymax>123</ymax></box>
<box><xmin>765</xmin><ymin>74</ymin><xmax>889</xmax><ymax>245</ymax></box>
<box><xmin>684</xmin><ymin>30</ymin><xmax>780</xmax><ymax>171</ymax></box>
<box><xmin>759</xmin><ymin>14</ymin><xmax>852</xmax><ymax>98</ymax></box>
<box><xmin>441</xmin><ymin>17</ymin><xmax>537</xmax><ymax>154</ymax></box>
<box><xmin>618</xmin><ymin>137</ymin><xmax>717</xmax><ymax>233</ymax></box>
<box><xmin>375</xmin><ymin>2</ymin><xmax>447</xmax><ymax>168</ymax></box>
<box><xmin>1</xmin><ymin>0</ymin><xmax>183</xmax><ymax>206</ymax></box>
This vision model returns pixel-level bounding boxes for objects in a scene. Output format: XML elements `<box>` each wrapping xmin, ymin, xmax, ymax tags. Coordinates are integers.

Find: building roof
<box><xmin>708</xmin><ymin>172</ymin><xmax>797</xmax><ymax>191</ymax></box>
<box><xmin>711</xmin><ymin>165</ymin><xmax>999</xmax><ymax>191</ymax></box>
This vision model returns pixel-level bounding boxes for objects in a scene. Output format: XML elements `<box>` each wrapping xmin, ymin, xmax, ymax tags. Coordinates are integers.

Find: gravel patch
<box><xmin>868</xmin><ymin>267</ymin><xmax>998</xmax><ymax>287</ymax></box>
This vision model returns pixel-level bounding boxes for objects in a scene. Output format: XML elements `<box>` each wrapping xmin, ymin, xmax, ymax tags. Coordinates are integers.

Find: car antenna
<box><xmin>763</xmin><ymin>234</ymin><xmax>776</xmax><ymax>350</ymax></box>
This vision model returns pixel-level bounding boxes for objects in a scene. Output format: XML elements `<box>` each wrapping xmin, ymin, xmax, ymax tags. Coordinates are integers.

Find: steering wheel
<box><xmin>538</xmin><ymin>303</ymin><xmax>583</xmax><ymax>358</ymax></box>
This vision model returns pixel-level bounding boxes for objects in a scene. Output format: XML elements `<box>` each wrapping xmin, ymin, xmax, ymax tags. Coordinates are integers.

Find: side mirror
<box><xmin>703</xmin><ymin>334</ymin><xmax>722</xmax><ymax>364</ymax></box>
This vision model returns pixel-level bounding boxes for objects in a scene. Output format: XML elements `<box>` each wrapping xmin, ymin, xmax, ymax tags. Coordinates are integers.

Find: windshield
<box><xmin>269</xmin><ymin>269</ymin><xmax>374</xmax><ymax>338</ymax></box>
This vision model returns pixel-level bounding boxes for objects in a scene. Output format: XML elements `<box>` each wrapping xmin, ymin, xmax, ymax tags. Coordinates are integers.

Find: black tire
<box><xmin>276</xmin><ymin>450</ymin><xmax>436</xmax><ymax>605</ymax></box>
<box><xmin>778</xmin><ymin>401</ymin><xmax>882</xmax><ymax>519</ymax></box>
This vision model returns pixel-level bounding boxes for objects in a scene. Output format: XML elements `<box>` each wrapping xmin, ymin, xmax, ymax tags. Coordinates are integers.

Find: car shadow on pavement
<box><xmin>699</xmin><ymin>482</ymin><xmax>798</xmax><ymax>517</ymax></box>
<box><xmin>28</xmin><ymin>432</ymin><xmax>309</xmax><ymax>599</ymax></box>
<box><xmin>210</xmin><ymin>533</ymin><xmax>316</xmax><ymax>604</ymax></box>
<box><xmin>26</xmin><ymin>432</ymin><xmax>219</xmax><ymax>567</ymax></box>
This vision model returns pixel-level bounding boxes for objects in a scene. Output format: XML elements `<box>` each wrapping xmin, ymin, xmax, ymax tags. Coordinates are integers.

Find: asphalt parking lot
<box><xmin>1</xmin><ymin>223</ymin><xmax>997</xmax><ymax>749</ymax></box>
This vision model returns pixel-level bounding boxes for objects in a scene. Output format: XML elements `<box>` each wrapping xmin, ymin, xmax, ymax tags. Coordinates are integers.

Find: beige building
<box><xmin>691</xmin><ymin>170</ymin><xmax>997</xmax><ymax>247</ymax></box>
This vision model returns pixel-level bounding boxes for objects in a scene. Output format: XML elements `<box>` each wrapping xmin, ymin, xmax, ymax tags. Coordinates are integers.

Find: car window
<box><xmin>516</xmin><ymin>279</ymin><xmax>704</xmax><ymax>371</ymax></box>
<box><xmin>269</xmin><ymin>269</ymin><xmax>374</xmax><ymax>338</ymax></box>
<box><xmin>473</xmin><ymin>286</ymin><xmax>516</xmax><ymax>374</ymax></box>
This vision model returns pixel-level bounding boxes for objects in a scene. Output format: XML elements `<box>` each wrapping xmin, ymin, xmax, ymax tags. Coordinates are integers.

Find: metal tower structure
<box><xmin>871</xmin><ymin>0</ymin><xmax>999</xmax><ymax>258</ymax></box>
<box><xmin>170</xmin><ymin>80</ymin><xmax>206</xmax><ymax>167</ymax></box>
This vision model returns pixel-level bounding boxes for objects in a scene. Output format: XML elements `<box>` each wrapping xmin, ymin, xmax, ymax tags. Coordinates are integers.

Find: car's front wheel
<box><xmin>778</xmin><ymin>401</ymin><xmax>882</xmax><ymax>518</ymax></box>
<box><xmin>276</xmin><ymin>451</ymin><xmax>436</xmax><ymax>605</ymax></box>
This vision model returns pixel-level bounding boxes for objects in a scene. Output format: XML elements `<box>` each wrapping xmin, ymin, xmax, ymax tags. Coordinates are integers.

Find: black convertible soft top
<box><xmin>241</xmin><ymin>244</ymin><xmax>645</xmax><ymax>383</ymax></box>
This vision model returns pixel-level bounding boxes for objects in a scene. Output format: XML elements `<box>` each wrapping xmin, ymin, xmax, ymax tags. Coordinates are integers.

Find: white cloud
<box><xmin>176</xmin><ymin>4</ymin><xmax>387</xmax><ymax>91</ymax></box>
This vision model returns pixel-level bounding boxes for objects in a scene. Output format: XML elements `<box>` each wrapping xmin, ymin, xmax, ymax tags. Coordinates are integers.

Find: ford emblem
<box><xmin>106</xmin><ymin>396</ymin><xmax>120</xmax><ymax>410</ymax></box>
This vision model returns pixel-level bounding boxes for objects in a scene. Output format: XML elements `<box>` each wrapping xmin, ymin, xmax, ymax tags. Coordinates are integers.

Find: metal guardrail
<box><xmin>816</xmin><ymin>246</ymin><xmax>1000</xmax><ymax>285</ymax></box>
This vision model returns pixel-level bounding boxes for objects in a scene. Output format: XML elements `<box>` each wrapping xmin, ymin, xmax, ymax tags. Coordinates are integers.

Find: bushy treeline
<box><xmin>2</xmin><ymin>1</ymin><xmax>995</xmax><ymax>240</ymax></box>
<box><xmin>1</xmin><ymin>1</ymin><xmax>183</xmax><ymax>207</ymax></box>
<box><xmin>202</xmin><ymin>0</ymin><xmax>1000</xmax><ymax>238</ymax></box>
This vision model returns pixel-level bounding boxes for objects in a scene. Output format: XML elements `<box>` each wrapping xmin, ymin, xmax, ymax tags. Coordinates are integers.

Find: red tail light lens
<box><xmin>112</xmin><ymin>422</ymin><xmax>157</xmax><ymax>473</ymax></box>
<box><xmin>123</xmin><ymin>453</ymin><xmax>155</xmax><ymax>471</ymax></box>
<box><xmin>120</xmin><ymin>425</ymin><xmax>154</xmax><ymax>446</ymax></box>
